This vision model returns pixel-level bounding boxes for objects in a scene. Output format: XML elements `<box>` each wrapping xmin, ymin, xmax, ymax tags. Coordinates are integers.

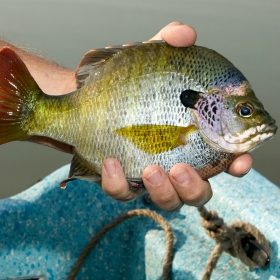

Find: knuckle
<box><xmin>103</xmin><ymin>180</ymin><xmax>145</xmax><ymax>202</ymax></box>
<box><xmin>116</xmin><ymin>189</ymin><xmax>145</xmax><ymax>202</ymax></box>
<box><xmin>154</xmin><ymin>191</ymin><xmax>177</xmax><ymax>208</ymax></box>
<box><xmin>102</xmin><ymin>182</ymin><xmax>125</xmax><ymax>197</ymax></box>
<box><xmin>169</xmin><ymin>201</ymin><xmax>184</xmax><ymax>212</ymax></box>
<box><xmin>183</xmin><ymin>184</ymin><xmax>207</xmax><ymax>206</ymax></box>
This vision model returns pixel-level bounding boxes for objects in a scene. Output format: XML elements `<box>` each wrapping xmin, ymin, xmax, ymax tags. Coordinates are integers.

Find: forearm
<box><xmin>0</xmin><ymin>39</ymin><xmax>76</xmax><ymax>95</ymax></box>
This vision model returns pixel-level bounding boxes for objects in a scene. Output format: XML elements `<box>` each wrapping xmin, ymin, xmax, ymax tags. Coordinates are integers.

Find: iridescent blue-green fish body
<box><xmin>0</xmin><ymin>41</ymin><xmax>276</xmax><ymax>188</ymax></box>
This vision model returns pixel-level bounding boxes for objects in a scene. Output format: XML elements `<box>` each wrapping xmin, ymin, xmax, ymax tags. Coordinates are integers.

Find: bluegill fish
<box><xmin>0</xmin><ymin>41</ymin><xmax>277</xmax><ymax>189</ymax></box>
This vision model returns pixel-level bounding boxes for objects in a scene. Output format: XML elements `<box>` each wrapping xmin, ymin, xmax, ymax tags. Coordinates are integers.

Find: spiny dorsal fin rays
<box><xmin>115</xmin><ymin>124</ymin><xmax>197</xmax><ymax>156</ymax></box>
<box><xmin>75</xmin><ymin>48</ymin><xmax>122</xmax><ymax>89</ymax></box>
<box><xmin>75</xmin><ymin>40</ymin><xmax>164</xmax><ymax>89</ymax></box>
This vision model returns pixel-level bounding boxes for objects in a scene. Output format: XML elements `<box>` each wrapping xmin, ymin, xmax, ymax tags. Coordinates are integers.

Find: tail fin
<box><xmin>0</xmin><ymin>47</ymin><xmax>43</xmax><ymax>145</ymax></box>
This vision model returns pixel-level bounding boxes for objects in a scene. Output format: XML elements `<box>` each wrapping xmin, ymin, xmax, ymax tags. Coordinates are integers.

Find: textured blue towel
<box><xmin>0</xmin><ymin>165</ymin><xmax>279</xmax><ymax>279</ymax></box>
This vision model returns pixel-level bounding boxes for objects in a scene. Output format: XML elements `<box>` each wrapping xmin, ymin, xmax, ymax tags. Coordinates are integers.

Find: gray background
<box><xmin>0</xmin><ymin>0</ymin><xmax>279</xmax><ymax>198</ymax></box>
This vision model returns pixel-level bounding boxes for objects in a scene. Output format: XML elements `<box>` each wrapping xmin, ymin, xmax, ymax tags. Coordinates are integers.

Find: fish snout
<box><xmin>256</xmin><ymin>119</ymin><xmax>277</xmax><ymax>134</ymax></box>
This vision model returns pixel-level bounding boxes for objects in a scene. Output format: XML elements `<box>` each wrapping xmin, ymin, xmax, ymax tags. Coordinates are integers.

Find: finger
<box><xmin>169</xmin><ymin>163</ymin><xmax>212</xmax><ymax>207</ymax></box>
<box><xmin>227</xmin><ymin>153</ymin><xmax>253</xmax><ymax>177</ymax></box>
<box><xmin>150</xmin><ymin>21</ymin><xmax>197</xmax><ymax>47</ymax></box>
<box><xmin>143</xmin><ymin>165</ymin><xmax>183</xmax><ymax>211</ymax></box>
<box><xmin>101</xmin><ymin>158</ymin><xmax>143</xmax><ymax>201</ymax></box>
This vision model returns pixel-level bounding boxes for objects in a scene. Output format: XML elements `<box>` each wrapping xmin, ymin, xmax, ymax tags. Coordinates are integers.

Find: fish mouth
<box><xmin>223</xmin><ymin>122</ymin><xmax>277</xmax><ymax>145</ymax></box>
<box><xmin>246</xmin><ymin>122</ymin><xmax>277</xmax><ymax>151</ymax></box>
<box><xmin>209</xmin><ymin>121</ymin><xmax>278</xmax><ymax>153</ymax></box>
<box><xmin>239</xmin><ymin>122</ymin><xmax>277</xmax><ymax>145</ymax></box>
<box><xmin>256</xmin><ymin>123</ymin><xmax>277</xmax><ymax>134</ymax></box>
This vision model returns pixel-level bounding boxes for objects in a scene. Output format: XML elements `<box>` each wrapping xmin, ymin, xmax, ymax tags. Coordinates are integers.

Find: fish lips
<box><xmin>246</xmin><ymin>123</ymin><xmax>277</xmax><ymax>152</ymax></box>
<box><xmin>256</xmin><ymin>122</ymin><xmax>277</xmax><ymax>134</ymax></box>
<box><xmin>239</xmin><ymin>122</ymin><xmax>277</xmax><ymax>152</ymax></box>
<box><xmin>210</xmin><ymin>120</ymin><xmax>277</xmax><ymax>153</ymax></box>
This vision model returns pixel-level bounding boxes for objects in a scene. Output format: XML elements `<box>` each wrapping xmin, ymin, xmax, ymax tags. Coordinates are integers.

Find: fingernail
<box><xmin>145</xmin><ymin>170</ymin><xmax>163</xmax><ymax>186</ymax></box>
<box><xmin>195</xmin><ymin>194</ymin><xmax>212</xmax><ymax>207</ymax></box>
<box><xmin>170</xmin><ymin>201</ymin><xmax>184</xmax><ymax>212</ymax></box>
<box><xmin>172</xmin><ymin>169</ymin><xmax>189</xmax><ymax>185</ymax></box>
<box><xmin>104</xmin><ymin>160</ymin><xmax>116</xmax><ymax>175</ymax></box>
<box><xmin>237</xmin><ymin>168</ymin><xmax>251</xmax><ymax>178</ymax></box>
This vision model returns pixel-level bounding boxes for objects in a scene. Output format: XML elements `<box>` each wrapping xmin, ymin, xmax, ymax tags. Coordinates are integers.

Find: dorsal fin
<box><xmin>75</xmin><ymin>48</ymin><xmax>122</xmax><ymax>89</ymax></box>
<box><xmin>75</xmin><ymin>40</ymin><xmax>164</xmax><ymax>89</ymax></box>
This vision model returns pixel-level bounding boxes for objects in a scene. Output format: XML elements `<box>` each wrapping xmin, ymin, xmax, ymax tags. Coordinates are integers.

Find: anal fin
<box><xmin>60</xmin><ymin>151</ymin><xmax>101</xmax><ymax>188</ymax></box>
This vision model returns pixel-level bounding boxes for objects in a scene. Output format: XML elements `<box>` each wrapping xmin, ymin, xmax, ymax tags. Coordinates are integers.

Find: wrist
<box><xmin>0</xmin><ymin>39</ymin><xmax>76</xmax><ymax>95</ymax></box>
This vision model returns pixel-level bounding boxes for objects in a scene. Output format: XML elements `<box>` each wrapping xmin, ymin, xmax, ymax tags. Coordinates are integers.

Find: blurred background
<box><xmin>0</xmin><ymin>0</ymin><xmax>279</xmax><ymax>198</ymax></box>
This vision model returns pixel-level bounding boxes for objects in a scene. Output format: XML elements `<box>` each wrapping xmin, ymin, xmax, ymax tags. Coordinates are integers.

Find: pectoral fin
<box><xmin>115</xmin><ymin>124</ymin><xmax>197</xmax><ymax>155</ymax></box>
<box><xmin>60</xmin><ymin>151</ymin><xmax>101</xmax><ymax>188</ymax></box>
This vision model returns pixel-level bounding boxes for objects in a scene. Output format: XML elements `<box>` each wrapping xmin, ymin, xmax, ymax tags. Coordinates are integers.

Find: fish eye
<box><xmin>236</xmin><ymin>103</ymin><xmax>254</xmax><ymax>118</ymax></box>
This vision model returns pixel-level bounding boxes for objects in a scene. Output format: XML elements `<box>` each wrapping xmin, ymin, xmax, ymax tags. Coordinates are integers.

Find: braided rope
<box><xmin>67</xmin><ymin>206</ymin><xmax>270</xmax><ymax>280</ymax></box>
<box><xmin>66</xmin><ymin>209</ymin><xmax>174</xmax><ymax>280</ymax></box>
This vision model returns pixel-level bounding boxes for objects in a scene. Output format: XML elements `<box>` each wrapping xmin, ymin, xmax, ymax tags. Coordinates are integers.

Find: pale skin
<box><xmin>0</xmin><ymin>22</ymin><xmax>253</xmax><ymax>210</ymax></box>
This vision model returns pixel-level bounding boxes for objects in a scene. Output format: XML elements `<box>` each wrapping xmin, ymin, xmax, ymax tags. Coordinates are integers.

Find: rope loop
<box><xmin>67</xmin><ymin>209</ymin><xmax>174</xmax><ymax>280</ymax></box>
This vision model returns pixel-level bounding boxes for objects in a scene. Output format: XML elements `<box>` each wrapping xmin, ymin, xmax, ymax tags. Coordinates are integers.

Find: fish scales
<box><xmin>29</xmin><ymin>45</ymin><xmax>243</xmax><ymax>176</ymax></box>
<box><xmin>0</xmin><ymin>42</ymin><xmax>276</xmax><ymax>188</ymax></box>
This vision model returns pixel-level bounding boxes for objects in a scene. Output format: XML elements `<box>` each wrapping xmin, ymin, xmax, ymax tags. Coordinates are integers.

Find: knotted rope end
<box><xmin>197</xmin><ymin>206</ymin><xmax>271</xmax><ymax>280</ymax></box>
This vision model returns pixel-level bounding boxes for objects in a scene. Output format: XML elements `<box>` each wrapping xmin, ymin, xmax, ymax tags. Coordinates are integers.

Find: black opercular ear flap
<box><xmin>180</xmin><ymin>89</ymin><xmax>201</xmax><ymax>109</ymax></box>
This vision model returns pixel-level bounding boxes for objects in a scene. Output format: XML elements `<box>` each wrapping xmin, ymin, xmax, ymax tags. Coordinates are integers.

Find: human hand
<box><xmin>101</xmin><ymin>22</ymin><xmax>254</xmax><ymax>210</ymax></box>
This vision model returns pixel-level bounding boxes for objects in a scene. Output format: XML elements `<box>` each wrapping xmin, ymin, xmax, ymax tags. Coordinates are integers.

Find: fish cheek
<box><xmin>193</xmin><ymin>92</ymin><xmax>224</xmax><ymax>145</ymax></box>
<box><xmin>221</xmin><ymin>101</ymin><xmax>255</xmax><ymax>144</ymax></box>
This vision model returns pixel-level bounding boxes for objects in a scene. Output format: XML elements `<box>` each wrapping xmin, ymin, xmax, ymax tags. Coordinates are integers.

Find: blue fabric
<box><xmin>0</xmin><ymin>165</ymin><xmax>279</xmax><ymax>279</ymax></box>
